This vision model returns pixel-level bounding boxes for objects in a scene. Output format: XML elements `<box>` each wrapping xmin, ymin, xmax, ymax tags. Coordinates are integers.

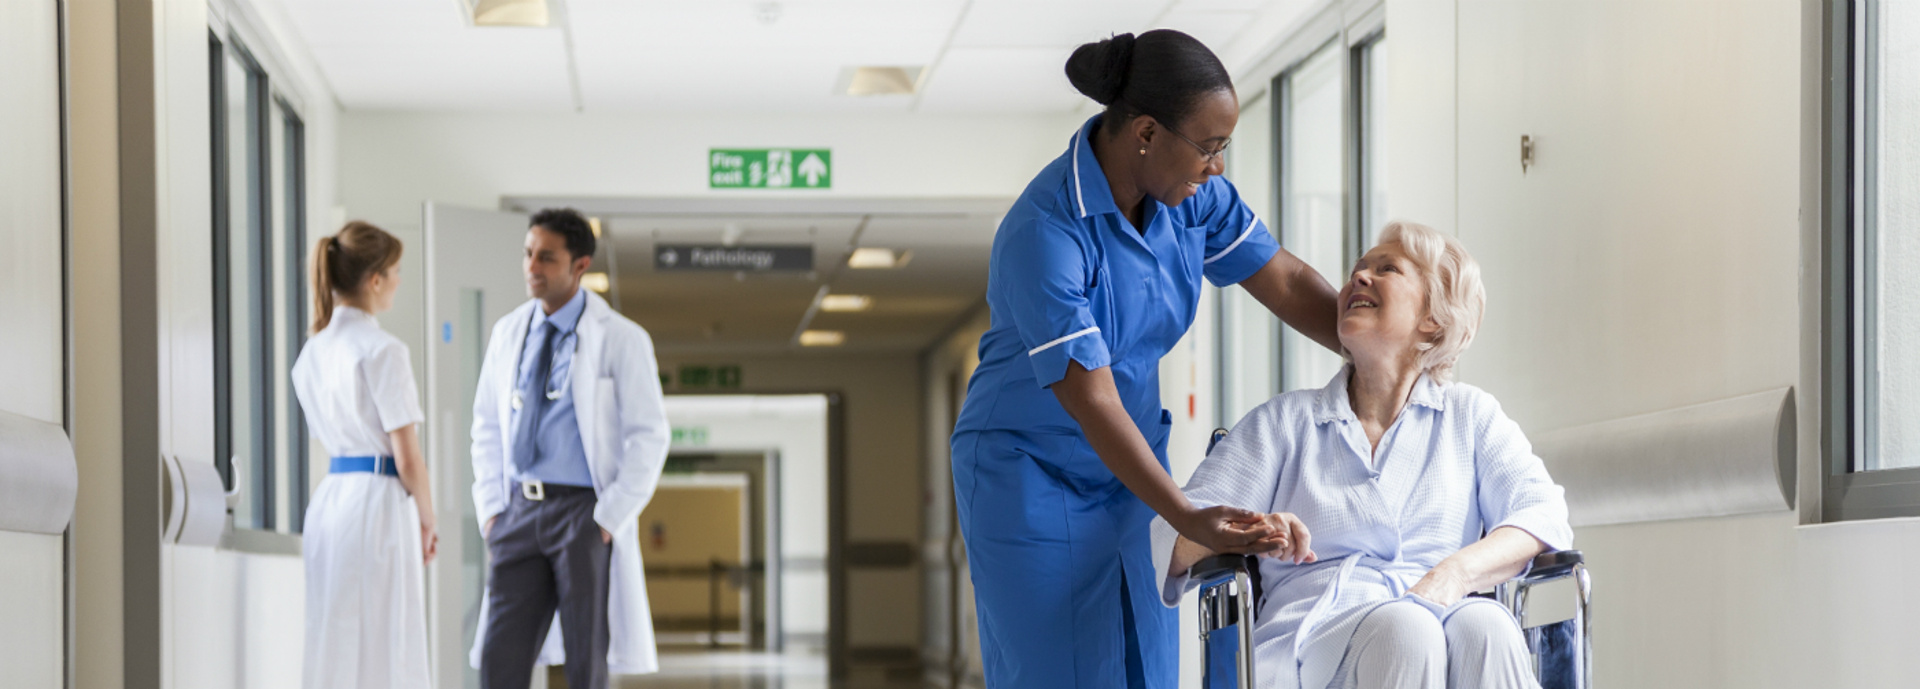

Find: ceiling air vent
<box><xmin>463</xmin><ymin>0</ymin><xmax>549</xmax><ymax>27</ymax></box>
<box><xmin>837</xmin><ymin>66</ymin><xmax>924</xmax><ymax>96</ymax></box>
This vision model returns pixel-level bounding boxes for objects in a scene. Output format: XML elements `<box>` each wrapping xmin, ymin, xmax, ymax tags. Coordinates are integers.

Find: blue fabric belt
<box><xmin>330</xmin><ymin>455</ymin><xmax>399</xmax><ymax>477</ymax></box>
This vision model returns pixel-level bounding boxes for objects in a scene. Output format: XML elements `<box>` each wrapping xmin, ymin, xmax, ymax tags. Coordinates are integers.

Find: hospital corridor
<box><xmin>4</xmin><ymin>0</ymin><xmax>1920</xmax><ymax>688</ymax></box>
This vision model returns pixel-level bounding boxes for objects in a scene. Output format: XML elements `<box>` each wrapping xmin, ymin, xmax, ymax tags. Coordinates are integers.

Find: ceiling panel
<box><xmin>1155</xmin><ymin>10</ymin><xmax>1260</xmax><ymax>54</ymax></box>
<box><xmin>273</xmin><ymin>0</ymin><xmax>1291</xmax><ymax>113</ymax></box>
<box><xmin>950</xmin><ymin>0</ymin><xmax>1174</xmax><ymax>48</ymax></box>
<box><xmin>916</xmin><ymin>47</ymin><xmax>1085</xmax><ymax>113</ymax></box>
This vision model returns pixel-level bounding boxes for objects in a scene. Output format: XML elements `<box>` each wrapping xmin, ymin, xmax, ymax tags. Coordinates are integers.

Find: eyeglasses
<box><xmin>1164</xmin><ymin>124</ymin><xmax>1231</xmax><ymax>165</ymax></box>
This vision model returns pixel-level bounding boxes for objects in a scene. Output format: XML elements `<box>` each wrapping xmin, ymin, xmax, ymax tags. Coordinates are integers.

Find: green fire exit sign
<box><xmin>709</xmin><ymin>149</ymin><xmax>831</xmax><ymax>189</ymax></box>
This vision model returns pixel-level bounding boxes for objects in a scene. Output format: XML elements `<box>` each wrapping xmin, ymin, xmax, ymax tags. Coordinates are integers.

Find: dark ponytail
<box><xmin>1065</xmin><ymin>29</ymin><xmax>1233</xmax><ymax>134</ymax></box>
<box><xmin>311</xmin><ymin>221</ymin><xmax>403</xmax><ymax>333</ymax></box>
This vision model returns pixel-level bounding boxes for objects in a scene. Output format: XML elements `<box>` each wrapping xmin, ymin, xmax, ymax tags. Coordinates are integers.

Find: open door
<box><xmin>422</xmin><ymin>203</ymin><xmax>535</xmax><ymax>688</ymax></box>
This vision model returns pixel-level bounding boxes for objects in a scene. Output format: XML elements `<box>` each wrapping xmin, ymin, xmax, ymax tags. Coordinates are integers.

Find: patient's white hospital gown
<box><xmin>1151</xmin><ymin>367</ymin><xmax>1572</xmax><ymax>689</ymax></box>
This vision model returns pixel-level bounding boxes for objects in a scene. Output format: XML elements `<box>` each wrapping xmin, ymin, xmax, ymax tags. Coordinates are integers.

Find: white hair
<box><xmin>1374</xmin><ymin>221</ymin><xmax>1485</xmax><ymax>382</ymax></box>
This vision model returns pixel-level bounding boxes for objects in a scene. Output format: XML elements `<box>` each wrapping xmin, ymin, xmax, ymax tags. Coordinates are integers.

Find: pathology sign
<box><xmin>709</xmin><ymin>148</ymin><xmax>832</xmax><ymax>189</ymax></box>
<box><xmin>655</xmin><ymin>244</ymin><xmax>813</xmax><ymax>272</ymax></box>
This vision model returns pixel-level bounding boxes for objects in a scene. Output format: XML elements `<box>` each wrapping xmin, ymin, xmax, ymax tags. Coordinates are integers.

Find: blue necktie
<box><xmin>510</xmin><ymin>321</ymin><xmax>558</xmax><ymax>473</ymax></box>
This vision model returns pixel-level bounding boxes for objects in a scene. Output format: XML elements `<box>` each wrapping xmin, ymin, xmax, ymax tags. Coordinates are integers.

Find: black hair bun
<box><xmin>1065</xmin><ymin>33</ymin><xmax>1137</xmax><ymax>105</ymax></box>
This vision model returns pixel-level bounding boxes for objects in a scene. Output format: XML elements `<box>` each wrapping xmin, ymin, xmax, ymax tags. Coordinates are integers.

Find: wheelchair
<box><xmin>1189</xmin><ymin>429</ymin><xmax>1592</xmax><ymax>689</ymax></box>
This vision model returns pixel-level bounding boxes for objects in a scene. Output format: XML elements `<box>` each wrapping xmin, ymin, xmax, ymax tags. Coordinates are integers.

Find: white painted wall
<box><xmin>1385</xmin><ymin>1</ymin><xmax>1920</xmax><ymax>687</ymax></box>
<box><xmin>663</xmin><ymin>394</ymin><xmax>831</xmax><ymax>646</ymax></box>
<box><xmin>0</xmin><ymin>1</ymin><xmax>69</xmax><ymax>687</ymax></box>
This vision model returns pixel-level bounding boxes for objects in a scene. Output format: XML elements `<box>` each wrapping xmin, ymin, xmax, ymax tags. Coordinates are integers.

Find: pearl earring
<box><xmin>1139</xmin><ymin>147</ymin><xmax>1148</xmax><ymax>155</ymax></box>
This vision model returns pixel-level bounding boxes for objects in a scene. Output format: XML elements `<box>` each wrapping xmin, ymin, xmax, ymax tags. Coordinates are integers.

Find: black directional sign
<box><xmin>654</xmin><ymin>244</ymin><xmax>813</xmax><ymax>272</ymax></box>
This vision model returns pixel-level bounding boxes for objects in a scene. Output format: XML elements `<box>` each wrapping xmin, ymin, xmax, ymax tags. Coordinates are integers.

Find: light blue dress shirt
<box><xmin>513</xmin><ymin>288</ymin><xmax>594</xmax><ymax>487</ymax></box>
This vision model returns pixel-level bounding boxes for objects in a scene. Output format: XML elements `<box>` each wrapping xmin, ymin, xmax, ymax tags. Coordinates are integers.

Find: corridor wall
<box><xmin>0</xmin><ymin>1</ymin><xmax>72</xmax><ymax>687</ymax></box>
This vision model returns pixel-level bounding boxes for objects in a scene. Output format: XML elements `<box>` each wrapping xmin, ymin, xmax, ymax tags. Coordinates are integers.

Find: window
<box><xmin>1354</xmin><ymin>33</ymin><xmax>1390</xmax><ymax>249</ymax></box>
<box><xmin>211</xmin><ymin>33</ymin><xmax>310</xmax><ymax>533</ymax></box>
<box><xmin>278</xmin><ymin>102</ymin><xmax>311</xmax><ymax>532</ymax></box>
<box><xmin>1215</xmin><ymin>92</ymin><xmax>1281</xmax><ymax>424</ymax></box>
<box><xmin>1827</xmin><ymin>0</ymin><xmax>1920</xmax><ymax>519</ymax></box>
<box><xmin>1278</xmin><ymin>41</ymin><xmax>1348</xmax><ymax>392</ymax></box>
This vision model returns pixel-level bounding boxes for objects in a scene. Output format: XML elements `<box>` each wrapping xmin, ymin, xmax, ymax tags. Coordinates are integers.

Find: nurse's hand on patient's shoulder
<box><xmin>1172</xmin><ymin>504</ymin><xmax>1281</xmax><ymax>555</ymax></box>
<box><xmin>1253</xmin><ymin>512</ymin><xmax>1316</xmax><ymax>565</ymax></box>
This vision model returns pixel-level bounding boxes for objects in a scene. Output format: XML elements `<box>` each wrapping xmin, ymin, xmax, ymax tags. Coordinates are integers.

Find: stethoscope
<box><xmin>510</xmin><ymin>318</ymin><xmax>580</xmax><ymax>411</ymax></box>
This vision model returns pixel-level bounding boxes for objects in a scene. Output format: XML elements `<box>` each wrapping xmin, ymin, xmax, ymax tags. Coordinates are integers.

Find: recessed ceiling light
<box><xmin>838</xmin><ymin>67</ymin><xmax>925</xmax><ymax>96</ymax></box>
<box><xmin>799</xmin><ymin>330</ymin><xmax>845</xmax><ymax>347</ymax></box>
<box><xmin>819</xmin><ymin>295</ymin><xmax>873</xmax><ymax>312</ymax></box>
<box><xmin>466</xmin><ymin>0</ymin><xmax>548</xmax><ymax>27</ymax></box>
<box><xmin>848</xmin><ymin>247</ymin><xmax>911</xmax><ymax>269</ymax></box>
<box><xmin>581</xmin><ymin>272</ymin><xmax>610</xmax><ymax>293</ymax></box>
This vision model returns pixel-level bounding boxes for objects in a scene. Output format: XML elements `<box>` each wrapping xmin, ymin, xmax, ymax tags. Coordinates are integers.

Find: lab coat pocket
<box><xmin>595</xmin><ymin>376</ymin><xmax>620</xmax><ymax>468</ymax></box>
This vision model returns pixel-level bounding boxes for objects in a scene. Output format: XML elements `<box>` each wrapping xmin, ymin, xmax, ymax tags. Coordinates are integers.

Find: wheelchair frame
<box><xmin>1189</xmin><ymin>429</ymin><xmax>1591</xmax><ymax>689</ymax></box>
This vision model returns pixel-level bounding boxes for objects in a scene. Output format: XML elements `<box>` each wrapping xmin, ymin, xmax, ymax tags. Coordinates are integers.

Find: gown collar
<box><xmin>1312</xmin><ymin>364</ymin><xmax>1449</xmax><ymax>425</ymax></box>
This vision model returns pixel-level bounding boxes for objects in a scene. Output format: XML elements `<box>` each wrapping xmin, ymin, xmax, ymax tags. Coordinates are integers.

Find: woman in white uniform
<box><xmin>293</xmin><ymin>220</ymin><xmax>438</xmax><ymax>689</ymax></box>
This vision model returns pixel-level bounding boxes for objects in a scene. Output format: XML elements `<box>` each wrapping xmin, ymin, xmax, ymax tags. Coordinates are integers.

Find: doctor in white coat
<box><xmin>469</xmin><ymin>208</ymin><xmax>670</xmax><ymax>688</ymax></box>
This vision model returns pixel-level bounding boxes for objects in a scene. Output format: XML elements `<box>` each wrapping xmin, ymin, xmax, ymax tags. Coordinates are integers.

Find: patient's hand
<box><xmin>1253</xmin><ymin>512</ymin><xmax>1317</xmax><ymax>565</ymax></box>
<box><xmin>1171</xmin><ymin>504</ymin><xmax>1281</xmax><ymax>555</ymax></box>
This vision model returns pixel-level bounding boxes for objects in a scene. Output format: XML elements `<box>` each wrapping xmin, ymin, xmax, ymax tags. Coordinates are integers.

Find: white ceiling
<box><xmin>275</xmin><ymin>0</ymin><xmax>1302</xmax><ymax>113</ymax></box>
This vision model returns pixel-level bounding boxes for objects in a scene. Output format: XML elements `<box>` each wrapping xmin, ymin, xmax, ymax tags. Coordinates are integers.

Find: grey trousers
<box><xmin>480</xmin><ymin>486</ymin><xmax>612</xmax><ymax>689</ymax></box>
<box><xmin>1328</xmin><ymin>598</ymin><xmax>1541</xmax><ymax>689</ymax></box>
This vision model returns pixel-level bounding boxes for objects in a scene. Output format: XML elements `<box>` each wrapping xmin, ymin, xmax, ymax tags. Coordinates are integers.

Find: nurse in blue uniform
<box><xmin>952</xmin><ymin>30</ymin><xmax>1342</xmax><ymax>688</ymax></box>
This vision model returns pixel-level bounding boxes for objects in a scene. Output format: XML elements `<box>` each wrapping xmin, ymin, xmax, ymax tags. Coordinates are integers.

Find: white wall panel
<box><xmin>0</xmin><ymin>2</ymin><xmax>68</xmax><ymax>687</ymax></box>
<box><xmin>0</xmin><ymin>531</ymin><xmax>64</xmax><ymax>689</ymax></box>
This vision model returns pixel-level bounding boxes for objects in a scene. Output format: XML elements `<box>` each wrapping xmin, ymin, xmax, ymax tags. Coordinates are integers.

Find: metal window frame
<box><xmin>212</xmin><ymin>34</ymin><xmax>277</xmax><ymax>530</ymax></box>
<box><xmin>280</xmin><ymin>102</ymin><xmax>309</xmax><ymax>533</ymax></box>
<box><xmin>209</xmin><ymin>30</ymin><xmax>232</xmax><ymax>491</ymax></box>
<box><xmin>1350</xmin><ymin>29</ymin><xmax>1387</xmax><ymax>253</ymax></box>
<box><xmin>1273</xmin><ymin>37</ymin><xmax>1354</xmax><ymax>394</ymax></box>
<box><xmin>1822</xmin><ymin>0</ymin><xmax>1920</xmax><ymax>520</ymax></box>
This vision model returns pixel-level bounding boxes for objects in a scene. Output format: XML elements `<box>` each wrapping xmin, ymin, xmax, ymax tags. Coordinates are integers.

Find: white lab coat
<box><xmin>468</xmin><ymin>291</ymin><xmax>671</xmax><ymax>674</ymax></box>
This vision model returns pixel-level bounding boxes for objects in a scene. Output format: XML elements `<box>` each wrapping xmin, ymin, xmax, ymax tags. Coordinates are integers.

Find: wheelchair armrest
<box><xmin>1525</xmin><ymin>549</ymin><xmax>1583</xmax><ymax>579</ymax></box>
<box><xmin>1189</xmin><ymin>553</ymin><xmax>1253</xmax><ymax>582</ymax></box>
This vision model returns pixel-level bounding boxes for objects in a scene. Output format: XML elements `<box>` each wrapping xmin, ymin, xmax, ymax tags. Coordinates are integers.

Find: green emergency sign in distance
<box><xmin>709</xmin><ymin>149</ymin><xmax>832</xmax><ymax>189</ymax></box>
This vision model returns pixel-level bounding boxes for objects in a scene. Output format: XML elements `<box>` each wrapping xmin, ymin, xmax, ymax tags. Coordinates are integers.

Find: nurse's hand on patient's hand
<box><xmin>1253</xmin><ymin>512</ymin><xmax>1316</xmax><ymax>565</ymax></box>
<box><xmin>1173</xmin><ymin>505</ymin><xmax>1281</xmax><ymax>554</ymax></box>
<box><xmin>483</xmin><ymin>516</ymin><xmax>498</xmax><ymax>540</ymax></box>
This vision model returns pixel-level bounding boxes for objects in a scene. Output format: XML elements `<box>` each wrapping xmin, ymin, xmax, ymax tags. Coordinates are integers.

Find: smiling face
<box><xmin>524</xmin><ymin>225</ymin><xmax>589</xmax><ymax>304</ymax></box>
<box><xmin>1337</xmin><ymin>241</ymin><xmax>1441</xmax><ymax>366</ymax></box>
<box><xmin>1129</xmin><ymin>89</ymin><xmax>1237</xmax><ymax>208</ymax></box>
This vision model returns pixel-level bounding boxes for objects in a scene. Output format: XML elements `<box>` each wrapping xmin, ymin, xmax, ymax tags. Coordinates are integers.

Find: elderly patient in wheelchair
<box><xmin>1152</xmin><ymin>221</ymin><xmax>1572</xmax><ymax>689</ymax></box>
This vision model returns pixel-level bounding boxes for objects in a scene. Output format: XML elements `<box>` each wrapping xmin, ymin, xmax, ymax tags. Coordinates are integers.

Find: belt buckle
<box><xmin>521</xmin><ymin>479</ymin><xmax>546</xmax><ymax>501</ymax></box>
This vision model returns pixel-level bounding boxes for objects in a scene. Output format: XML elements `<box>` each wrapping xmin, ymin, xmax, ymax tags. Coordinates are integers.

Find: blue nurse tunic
<box><xmin>952</xmin><ymin>115</ymin><xmax>1281</xmax><ymax>688</ymax></box>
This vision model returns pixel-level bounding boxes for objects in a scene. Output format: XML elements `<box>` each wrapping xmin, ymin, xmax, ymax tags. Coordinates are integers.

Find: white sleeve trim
<box><xmin>1202</xmin><ymin>216</ymin><xmax>1261</xmax><ymax>265</ymax></box>
<box><xmin>1027</xmin><ymin>326</ymin><xmax>1100</xmax><ymax>356</ymax></box>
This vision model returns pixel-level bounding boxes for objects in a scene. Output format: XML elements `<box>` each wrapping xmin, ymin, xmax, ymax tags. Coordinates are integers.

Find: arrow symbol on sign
<box><xmin>798</xmin><ymin>153</ymin><xmax>828</xmax><ymax>187</ymax></box>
